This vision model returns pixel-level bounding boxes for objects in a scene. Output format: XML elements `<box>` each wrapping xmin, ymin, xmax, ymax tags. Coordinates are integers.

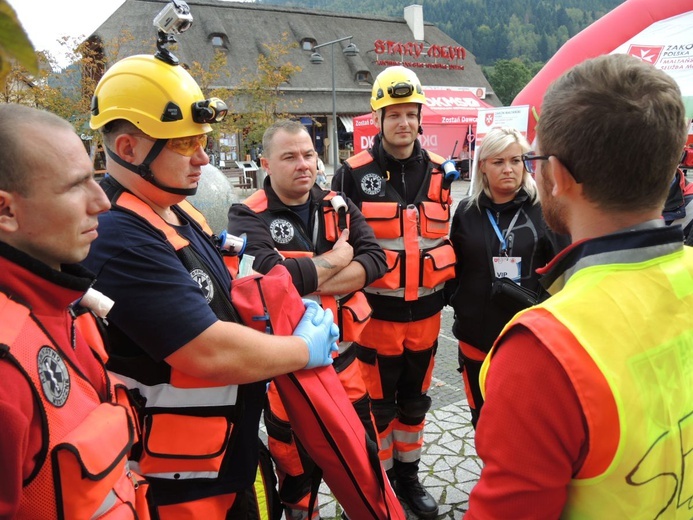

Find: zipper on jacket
<box><xmin>68</xmin><ymin>306</ymin><xmax>77</xmax><ymax>350</ymax></box>
<box><xmin>401</xmin><ymin>163</ymin><xmax>408</xmax><ymax>203</ymax></box>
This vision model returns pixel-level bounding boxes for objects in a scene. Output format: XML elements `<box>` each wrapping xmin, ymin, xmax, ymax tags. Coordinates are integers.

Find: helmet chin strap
<box><xmin>105</xmin><ymin>141</ymin><xmax>199</xmax><ymax>196</ymax></box>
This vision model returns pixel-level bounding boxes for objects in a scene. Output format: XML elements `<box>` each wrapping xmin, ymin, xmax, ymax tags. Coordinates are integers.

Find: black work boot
<box><xmin>386</xmin><ymin>467</ymin><xmax>397</xmax><ymax>489</ymax></box>
<box><xmin>393</xmin><ymin>460</ymin><xmax>439</xmax><ymax>519</ymax></box>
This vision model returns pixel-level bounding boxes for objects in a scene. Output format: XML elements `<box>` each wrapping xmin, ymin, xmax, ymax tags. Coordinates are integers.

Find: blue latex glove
<box><xmin>293</xmin><ymin>299</ymin><xmax>339</xmax><ymax>369</ymax></box>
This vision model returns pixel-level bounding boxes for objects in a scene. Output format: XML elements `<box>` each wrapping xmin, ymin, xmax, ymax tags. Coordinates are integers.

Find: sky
<box><xmin>8</xmin><ymin>0</ymin><xmax>127</xmax><ymax>64</ymax></box>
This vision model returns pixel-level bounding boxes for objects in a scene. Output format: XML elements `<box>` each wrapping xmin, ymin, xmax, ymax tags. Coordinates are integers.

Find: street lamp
<box><xmin>310</xmin><ymin>36</ymin><xmax>359</xmax><ymax>169</ymax></box>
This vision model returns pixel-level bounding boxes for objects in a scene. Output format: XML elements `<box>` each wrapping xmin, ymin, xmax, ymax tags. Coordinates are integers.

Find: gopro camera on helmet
<box><xmin>153</xmin><ymin>0</ymin><xmax>193</xmax><ymax>34</ymax></box>
<box><xmin>154</xmin><ymin>0</ymin><xmax>193</xmax><ymax>65</ymax></box>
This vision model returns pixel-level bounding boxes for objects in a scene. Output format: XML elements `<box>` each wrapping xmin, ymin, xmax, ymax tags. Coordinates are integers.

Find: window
<box><xmin>301</xmin><ymin>38</ymin><xmax>317</xmax><ymax>51</ymax></box>
<box><xmin>210</xmin><ymin>34</ymin><xmax>227</xmax><ymax>50</ymax></box>
<box><xmin>356</xmin><ymin>70</ymin><xmax>372</xmax><ymax>84</ymax></box>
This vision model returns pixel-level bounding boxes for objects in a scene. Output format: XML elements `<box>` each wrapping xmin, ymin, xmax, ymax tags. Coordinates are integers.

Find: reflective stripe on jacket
<box><xmin>482</xmin><ymin>229</ymin><xmax>693</xmax><ymax>519</ymax></box>
<box><xmin>0</xmin><ymin>294</ymin><xmax>148</xmax><ymax>520</ymax></box>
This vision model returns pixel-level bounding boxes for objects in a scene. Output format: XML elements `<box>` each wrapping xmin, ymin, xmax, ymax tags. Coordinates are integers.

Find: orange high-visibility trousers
<box><xmin>355</xmin><ymin>314</ymin><xmax>440</xmax><ymax>470</ymax></box>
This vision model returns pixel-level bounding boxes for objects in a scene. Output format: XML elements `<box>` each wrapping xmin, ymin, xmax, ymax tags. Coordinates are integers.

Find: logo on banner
<box><xmin>485</xmin><ymin>113</ymin><xmax>494</xmax><ymax>126</ymax></box>
<box><xmin>627</xmin><ymin>45</ymin><xmax>664</xmax><ymax>65</ymax></box>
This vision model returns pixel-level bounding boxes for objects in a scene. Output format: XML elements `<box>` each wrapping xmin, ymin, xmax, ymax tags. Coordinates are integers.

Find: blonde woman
<box><xmin>445</xmin><ymin>126</ymin><xmax>567</xmax><ymax>427</ymax></box>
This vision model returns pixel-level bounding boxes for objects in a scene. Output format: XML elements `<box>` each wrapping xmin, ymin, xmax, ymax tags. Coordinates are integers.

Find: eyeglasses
<box><xmin>521</xmin><ymin>153</ymin><xmax>551</xmax><ymax>174</ymax></box>
<box><xmin>522</xmin><ymin>152</ymin><xmax>581</xmax><ymax>182</ymax></box>
<box><xmin>133</xmin><ymin>134</ymin><xmax>208</xmax><ymax>157</ymax></box>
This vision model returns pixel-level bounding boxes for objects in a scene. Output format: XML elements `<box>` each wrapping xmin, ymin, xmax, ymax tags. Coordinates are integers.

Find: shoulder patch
<box><xmin>37</xmin><ymin>346</ymin><xmax>70</xmax><ymax>407</ymax></box>
<box><xmin>361</xmin><ymin>173</ymin><xmax>383</xmax><ymax>196</ymax></box>
<box><xmin>191</xmin><ymin>268</ymin><xmax>215</xmax><ymax>303</ymax></box>
<box><xmin>270</xmin><ymin>218</ymin><xmax>295</xmax><ymax>244</ymax></box>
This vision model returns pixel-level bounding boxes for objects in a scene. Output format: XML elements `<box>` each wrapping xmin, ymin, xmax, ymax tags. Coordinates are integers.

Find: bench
<box><xmin>222</xmin><ymin>167</ymin><xmax>253</xmax><ymax>194</ymax></box>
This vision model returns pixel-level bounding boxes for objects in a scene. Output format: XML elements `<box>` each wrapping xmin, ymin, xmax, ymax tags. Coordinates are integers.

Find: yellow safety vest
<box><xmin>483</xmin><ymin>245</ymin><xmax>693</xmax><ymax>518</ymax></box>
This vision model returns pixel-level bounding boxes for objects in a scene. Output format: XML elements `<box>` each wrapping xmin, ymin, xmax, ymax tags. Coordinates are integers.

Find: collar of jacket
<box><xmin>0</xmin><ymin>241</ymin><xmax>94</xmax><ymax>316</ymax></box>
<box><xmin>478</xmin><ymin>188</ymin><xmax>531</xmax><ymax>212</ymax></box>
<box><xmin>538</xmin><ymin>220</ymin><xmax>677</xmax><ymax>295</ymax></box>
<box><xmin>372</xmin><ymin>133</ymin><xmax>425</xmax><ymax>173</ymax></box>
<box><xmin>263</xmin><ymin>176</ymin><xmax>330</xmax><ymax>213</ymax></box>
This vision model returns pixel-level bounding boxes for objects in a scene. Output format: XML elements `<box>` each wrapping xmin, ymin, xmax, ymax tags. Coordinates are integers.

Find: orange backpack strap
<box><xmin>426</xmin><ymin>151</ymin><xmax>446</xmax><ymax>166</ymax></box>
<box><xmin>114</xmin><ymin>192</ymin><xmax>189</xmax><ymax>251</ymax></box>
<box><xmin>281</xmin><ymin>250</ymin><xmax>315</xmax><ymax>259</ymax></box>
<box><xmin>74</xmin><ymin>312</ymin><xmax>109</xmax><ymax>363</ymax></box>
<box><xmin>244</xmin><ymin>190</ymin><xmax>269</xmax><ymax>212</ymax></box>
<box><xmin>0</xmin><ymin>293</ymin><xmax>29</xmax><ymax>347</ymax></box>
<box><xmin>178</xmin><ymin>199</ymin><xmax>214</xmax><ymax>235</ymax></box>
<box><xmin>345</xmin><ymin>150</ymin><xmax>373</xmax><ymax>169</ymax></box>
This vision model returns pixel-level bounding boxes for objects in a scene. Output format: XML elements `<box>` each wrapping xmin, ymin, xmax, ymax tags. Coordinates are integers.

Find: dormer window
<box><xmin>211</xmin><ymin>34</ymin><xmax>228</xmax><ymax>50</ymax></box>
<box><xmin>301</xmin><ymin>38</ymin><xmax>317</xmax><ymax>51</ymax></box>
<box><xmin>356</xmin><ymin>70</ymin><xmax>372</xmax><ymax>84</ymax></box>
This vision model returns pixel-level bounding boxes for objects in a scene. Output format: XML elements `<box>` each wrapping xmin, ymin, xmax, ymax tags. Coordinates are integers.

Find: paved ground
<box><xmin>235</xmin><ymin>169</ymin><xmax>477</xmax><ymax>520</ymax></box>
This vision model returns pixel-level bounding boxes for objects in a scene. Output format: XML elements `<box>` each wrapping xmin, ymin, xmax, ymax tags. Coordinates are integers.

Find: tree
<box><xmin>0</xmin><ymin>0</ymin><xmax>37</xmax><ymax>87</ymax></box>
<box><xmin>227</xmin><ymin>33</ymin><xmax>303</xmax><ymax>155</ymax></box>
<box><xmin>2</xmin><ymin>30</ymin><xmax>137</xmax><ymax>141</ymax></box>
<box><xmin>486</xmin><ymin>59</ymin><xmax>533</xmax><ymax>105</ymax></box>
<box><xmin>187</xmin><ymin>48</ymin><xmax>233</xmax><ymax>143</ymax></box>
<box><xmin>185</xmin><ymin>33</ymin><xmax>303</xmax><ymax>159</ymax></box>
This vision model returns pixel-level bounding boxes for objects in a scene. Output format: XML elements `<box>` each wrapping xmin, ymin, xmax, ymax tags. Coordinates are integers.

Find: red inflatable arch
<box><xmin>513</xmin><ymin>0</ymin><xmax>693</xmax><ymax>142</ymax></box>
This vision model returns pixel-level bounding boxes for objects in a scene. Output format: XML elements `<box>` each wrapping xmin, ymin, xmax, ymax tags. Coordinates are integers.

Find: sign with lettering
<box><xmin>373</xmin><ymin>39</ymin><xmax>467</xmax><ymax>71</ymax></box>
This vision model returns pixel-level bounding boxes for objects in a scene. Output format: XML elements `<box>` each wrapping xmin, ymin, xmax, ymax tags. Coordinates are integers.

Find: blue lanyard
<box><xmin>486</xmin><ymin>208</ymin><xmax>522</xmax><ymax>255</ymax></box>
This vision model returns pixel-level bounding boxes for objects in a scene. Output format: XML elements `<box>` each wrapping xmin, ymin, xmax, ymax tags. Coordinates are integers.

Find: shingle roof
<box><xmin>92</xmin><ymin>0</ymin><xmax>498</xmax><ymax>115</ymax></box>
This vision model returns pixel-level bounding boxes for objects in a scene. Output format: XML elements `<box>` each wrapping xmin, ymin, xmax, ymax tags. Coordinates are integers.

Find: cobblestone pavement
<box><xmin>244</xmin><ymin>175</ymin><xmax>479</xmax><ymax>520</ymax></box>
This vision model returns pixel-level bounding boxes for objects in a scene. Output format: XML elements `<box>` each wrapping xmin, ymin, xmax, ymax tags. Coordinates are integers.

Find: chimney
<box><xmin>404</xmin><ymin>4</ymin><xmax>424</xmax><ymax>41</ymax></box>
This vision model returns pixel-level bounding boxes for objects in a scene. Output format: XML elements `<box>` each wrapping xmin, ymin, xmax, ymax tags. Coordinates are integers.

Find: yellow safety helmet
<box><xmin>90</xmin><ymin>54</ymin><xmax>226</xmax><ymax>138</ymax></box>
<box><xmin>370</xmin><ymin>66</ymin><xmax>426</xmax><ymax>112</ymax></box>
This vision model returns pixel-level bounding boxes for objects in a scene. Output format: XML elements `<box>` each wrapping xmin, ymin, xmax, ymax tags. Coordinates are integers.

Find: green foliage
<box><xmin>187</xmin><ymin>33</ymin><xmax>302</xmax><ymax>155</ymax></box>
<box><xmin>484</xmin><ymin>59</ymin><xmax>534</xmax><ymax>105</ymax></box>
<box><xmin>0</xmin><ymin>0</ymin><xmax>37</xmax><ymax>86</ymax></box>
<box><xmin>1</xmin><ymin>29</ymin><xmax>140</xmax><ymax>136</ymax></box>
